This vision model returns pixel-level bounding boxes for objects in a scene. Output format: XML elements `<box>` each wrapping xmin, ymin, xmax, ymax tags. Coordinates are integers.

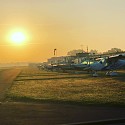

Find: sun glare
<box><xmin>10</xmin><ymin>32</ymin><xmax>26</xmax><ymax>45</ymax></box>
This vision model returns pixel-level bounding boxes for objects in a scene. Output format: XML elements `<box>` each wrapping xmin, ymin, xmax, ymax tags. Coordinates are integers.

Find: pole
<box><xmin>87</xmin><ymin>46</ymin><xmax>88</xmax><ymax>53</ymax></box>
<box><xmin>54</xmin><ymin>49</ymin><xmax>57</xmax><ymax>56</ymax></box>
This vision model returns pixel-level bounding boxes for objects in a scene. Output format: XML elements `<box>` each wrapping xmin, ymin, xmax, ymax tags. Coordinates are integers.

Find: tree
<box><xmin>89</xmin><ymin>49</ymin><xmax>98</xmax><ymax>55</ymax></box>
<box><xmin>103</xmin><ymin>48</ymin><xmax>123</xmax><ymax>54</ymax></box>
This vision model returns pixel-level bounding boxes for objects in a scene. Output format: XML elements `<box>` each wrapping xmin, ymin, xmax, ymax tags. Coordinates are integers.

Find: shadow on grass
<box><xmin>112</xmin><ymin>72</ymin><xmax>125</xmax><ymax>82</ymax></box>
<box><xmin>15</xmin><ymin>75</ymin><xmax>92</xmax><ymax>81</ymax></box>
<box><xmin>5</xmin><ymin>95</ymin><xmax>125</xmax><ymax>108</ymax></box>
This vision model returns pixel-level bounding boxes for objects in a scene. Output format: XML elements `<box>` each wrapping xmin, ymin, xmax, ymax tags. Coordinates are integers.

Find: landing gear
<box><xmin>92</xmin><ymin>71</ymin><xmax>99</xmax><ymax>77</ymax></box>
<box><xmin>106</xmin><ymin>71</ymin><xmax>118</xmax><ymax>76</ymax></box>
<box><xmin>106</xmin><ymin>71</ymin><xmax>110</xmax><ymax>76</ymax></box>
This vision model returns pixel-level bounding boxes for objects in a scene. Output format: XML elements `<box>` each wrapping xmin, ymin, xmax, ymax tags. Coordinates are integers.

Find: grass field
<box><xmin>6</xmin><ymin>67</ymin><xmax>125</xmax><ymax>106</ymax></box>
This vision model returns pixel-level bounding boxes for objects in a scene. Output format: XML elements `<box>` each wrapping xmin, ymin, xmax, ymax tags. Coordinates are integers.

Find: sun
<box><xmin>10</xmin><ymin>32</ymin><xmax>26</xmax><ymax>45</ymax></box>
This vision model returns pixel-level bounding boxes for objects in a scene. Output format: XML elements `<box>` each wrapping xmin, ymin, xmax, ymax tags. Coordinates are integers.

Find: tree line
<box><xmin>67</xmin><ymin>48</ymin><xmax>124</xmax><ymax>56</ymax></box>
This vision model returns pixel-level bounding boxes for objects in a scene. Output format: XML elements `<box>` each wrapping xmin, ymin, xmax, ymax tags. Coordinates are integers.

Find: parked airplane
<box><xmin>39</xmin><ymin>54</ymin><xmax>125</xmax><ymax>76</ymax></box>
<box><xmin>55</xmin><ymin>61</ymin><xmax>93</xmax><ymax>71</ymax></box>
<box><xmin>89</xmin><ymin>54</ymin><xmax>125</xmax><ymax>76</ymax></box>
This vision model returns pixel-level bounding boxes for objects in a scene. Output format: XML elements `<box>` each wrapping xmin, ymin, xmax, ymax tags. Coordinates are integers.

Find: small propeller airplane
<box><xmin>39</xmin><ymin>53</ymin><xmax>125</xmax><ymax>76</ymax></box>
<box><xmin>89</xmin><ymin>54</ymin><xmax>125</xmax><ymax>76</ymax></box>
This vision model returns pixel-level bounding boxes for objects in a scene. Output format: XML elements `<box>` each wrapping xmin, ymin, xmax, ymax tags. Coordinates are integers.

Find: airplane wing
<box><xmin>107</xmin><ymin>54</ymin><xmax>125</xmax><ymax>61</ymax></box>
<box><xmin>106</xmin><ymin>54</ymin><xmax>125</xmax><ymax>65</ymax></box>
<box><xmin>104</xmin><ymin>54</ymin><xmax>125</xmax><ymax>70</ymax></box>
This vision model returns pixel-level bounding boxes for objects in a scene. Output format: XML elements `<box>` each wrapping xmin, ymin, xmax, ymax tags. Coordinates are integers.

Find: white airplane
<box><xmin>89</xmin><ymin>54</ymin><xmax>125</xmax><ymax>76</ymax></box>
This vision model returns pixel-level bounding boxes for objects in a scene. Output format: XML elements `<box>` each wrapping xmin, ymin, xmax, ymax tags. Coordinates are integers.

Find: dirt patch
<box><xmin>0</xmin><ymin>68</ymin><xmax>21</xmax><ymax>101</ymax></box>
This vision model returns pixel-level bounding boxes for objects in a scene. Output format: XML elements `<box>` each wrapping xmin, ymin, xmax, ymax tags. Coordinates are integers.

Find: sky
<box><xmin>0</xmin><ymin>0</ymin><xmax>125</xmax><ymax>63</ymax></box>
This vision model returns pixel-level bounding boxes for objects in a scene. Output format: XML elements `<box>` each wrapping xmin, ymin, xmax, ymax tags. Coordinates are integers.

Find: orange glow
<box><xmin>10</xmin><ymin>31</ymin><xmax>26</xmax><ymax>45</ymax></box>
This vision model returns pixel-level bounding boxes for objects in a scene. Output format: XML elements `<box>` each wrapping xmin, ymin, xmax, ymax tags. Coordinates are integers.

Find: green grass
<box><xmin>6</xmin><ymin>67</ymin><xmax>125</xmax><ymax>106</ymax></box>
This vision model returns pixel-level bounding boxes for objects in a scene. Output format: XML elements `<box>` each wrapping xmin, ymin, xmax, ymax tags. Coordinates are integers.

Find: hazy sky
<box><xmin>0</xmin><ymin>0</ymin><xmax>125</xmax><ymax>62</ymax></box>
